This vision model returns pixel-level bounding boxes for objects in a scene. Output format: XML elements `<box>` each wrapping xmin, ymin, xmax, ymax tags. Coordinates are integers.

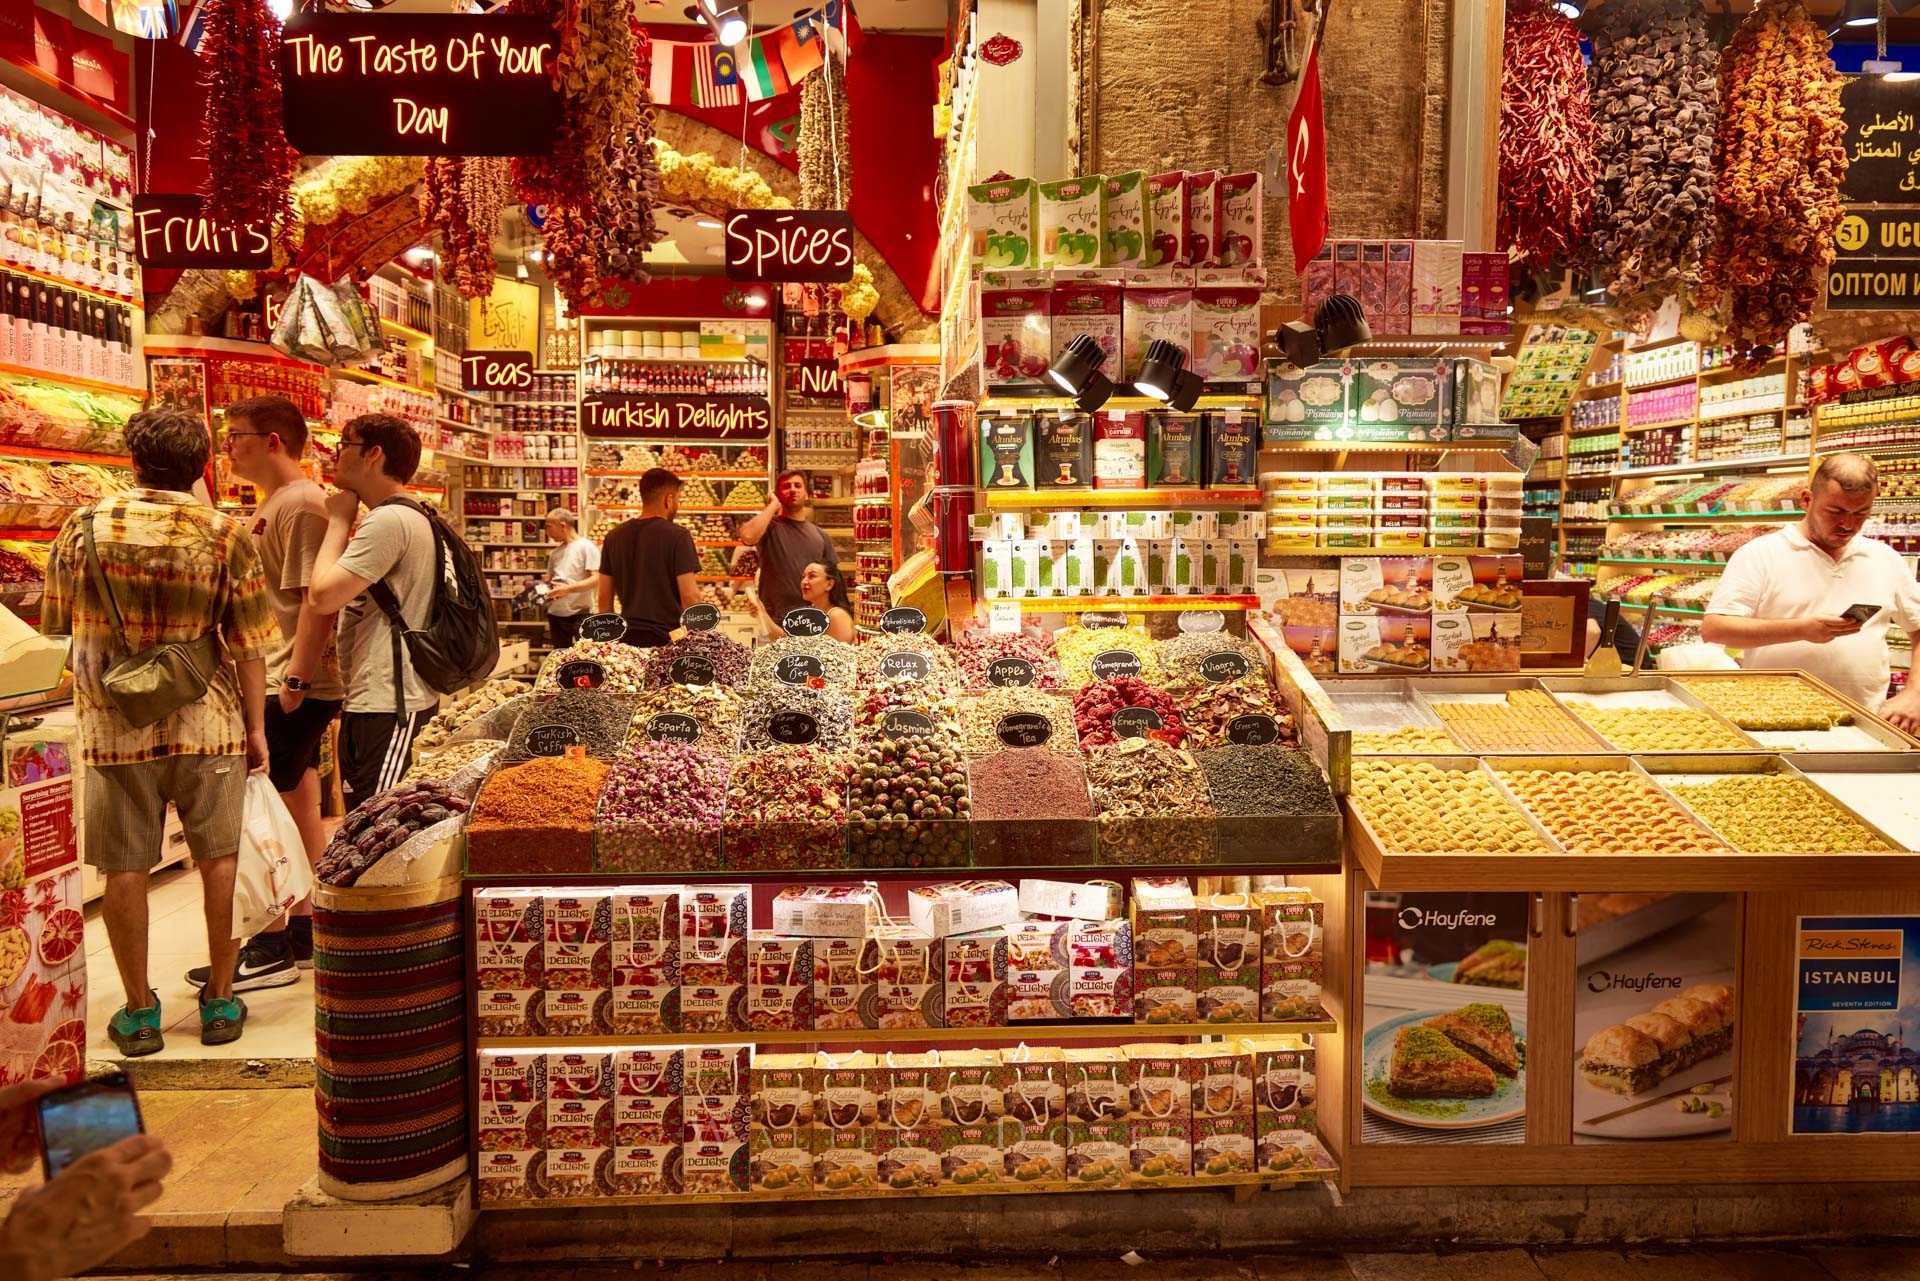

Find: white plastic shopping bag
<box><xmin>232</xmin><ymin>773</ymin><xmax>314</xmax><ymax>939</ymax></box>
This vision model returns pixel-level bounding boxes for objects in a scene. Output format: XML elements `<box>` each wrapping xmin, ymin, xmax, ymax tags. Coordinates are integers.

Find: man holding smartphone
<box><xmin>1703</xmin><ymin>453</ymin><xmax>1920</xmax><ymax>730</ymax></box>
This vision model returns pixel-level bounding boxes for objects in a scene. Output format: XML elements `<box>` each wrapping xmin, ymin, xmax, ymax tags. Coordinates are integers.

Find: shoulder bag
<box><xmin>80</xmin><ymin>507</ymin><xmax>220</xmax><ymax>727</ymax></box>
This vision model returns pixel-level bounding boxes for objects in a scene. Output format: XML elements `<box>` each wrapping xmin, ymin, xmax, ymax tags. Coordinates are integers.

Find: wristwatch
<box><xmin>283</xmin><ymin>674</ymin><xmax>312</xmax><ymax>692</ymax></box>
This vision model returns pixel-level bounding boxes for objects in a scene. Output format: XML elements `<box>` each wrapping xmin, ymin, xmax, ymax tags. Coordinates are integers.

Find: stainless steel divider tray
<box><xmin>1670</xmin><ymin>670</ymin><xmax>1920</xmax><ymax>754</ymax></box>
<box><xmin>1319</xmin><ymin>678</ymin><xmax>1445</xmax><ymax>732</ymax></box>
<box><xmin>1636</xmin><ymin>753</ymin><xmax>1911</xmax><ymax>854</ymax></box>
<box><xmin>1537</xmin><ymin>675</ymin><xmax>1765</xmax><ymax>754</ymax></box>
<box><xmin>1782</xmin><ymin>750</ymin><xmax>1920</xmax><ymax>850</ymax></box>
<box><xmin>1407</xmin><ymin>676</ymin><xmax>1615</xmax><ymax>754</ymax></box>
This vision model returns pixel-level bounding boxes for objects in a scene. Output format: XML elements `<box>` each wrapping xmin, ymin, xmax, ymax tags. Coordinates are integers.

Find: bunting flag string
<box><xmin>649</xmin><ymin>0</ymin><xmax>846</xmax><ymax>108</ymax></box>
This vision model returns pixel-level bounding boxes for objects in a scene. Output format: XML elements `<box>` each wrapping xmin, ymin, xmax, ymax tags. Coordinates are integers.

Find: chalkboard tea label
<box><xmin>782</xmin><ymin>607</ymin><xmax>830</xmax><ymax>637</ymax></box>
<box><xmin>555</xmin><ymin>659</ymin><xmax>606</xmax><ymax>689</ymax></box>
<box><xmin>1090</xmin><ymin>649</ymin><xmax>1143</xmax><ymax>680</ymax></box>
<box><xmin>879</xmin><ymin>606</ymin><xmax>927</xmax><ymax>635</ymax></box>
<box><xmin>1177</xmin><ymin>610</ymin><xmax>1226</xmax><ymax>634</ymax></box>
<box><xmin>1226</xmin><ymin>714</ymin><xmax>1281</xmax><ymax>746</ymax></box>
<box><xmin>670</xmin><ymin>655</ymin><xmax>716</xmax><ymax>687</ymax></box>
<box><xmin>526</xmin><ymin>724</ymin><xmax>580</xmax><ymax>756</ymax></box>
<box><xmin>1079</xmin><ymin>611</ymin><xmax>1126</xmax><ymax>629</ymax></box>
<box><xmin>996</xmin><ymin>712</ymin><xmax>1053</xmax><ymax>748</ymax></box>
<box><xmin>681</xmin><ymin>603</ymin><xmax>720</xmax><ymax>632</ymax></box>
<box><xmin>579</xmin><ymin>613</ymin><xmax>628</xmax><ymax>642</ymax></box>
<box><xmin>769</xmin><ymin>711</ymin><xmax>820</xmax><ymax>745</ymax></box>
<box><xmin>1199</xmin><ymin>651</ymin><xmax>1253</xmax><ymax>683</ymax></box>
<box><xmin>986</xmin><ymin>657</ymin><xmax>1037</xmax><ymax>687</ymax></box>
<box><xmin>1111</xmin><ymin>706</ymin><xmax>1164</xmax><ymax>740</ymax></box>
<box><xmin>880</xmin><ymin>710</ymin><xmax>938</xmax><ymax>739</ymax></box>
<box><xmin>646</xmin><ymin>713</ymin><xmax>702</xmax><ymax>744</ymax></box>
<box><xmin>877</xmin><ymin>650</ymin><xmax>932</xmax><ymax>682</ymax></box>
<box><xmin>775</xmin><ymin>654</ymin><xmax>826</xmax><ymax>686</ymax></box>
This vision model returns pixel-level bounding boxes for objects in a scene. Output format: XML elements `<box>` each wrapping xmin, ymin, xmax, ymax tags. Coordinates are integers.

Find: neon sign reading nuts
<box><xmin>724</xmin><ymin>209</ymin><xmax>856</xmax><ymax>283</ymax></box>
<box><xmin>279</xmin><ymin>14</ymin><xmax>561</xmax><ymax>157</ymax></box>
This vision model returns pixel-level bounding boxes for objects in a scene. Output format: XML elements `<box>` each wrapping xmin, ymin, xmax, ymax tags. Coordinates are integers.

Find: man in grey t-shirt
<box><xmin>308</xmin><ymin>414</ymin><xmax>440</xmax><ymax>812</ymax></box>
<box><xmin>740</xmin><ymin>469</ymin><xmax>839</xmax><ymax>632</ymax></box>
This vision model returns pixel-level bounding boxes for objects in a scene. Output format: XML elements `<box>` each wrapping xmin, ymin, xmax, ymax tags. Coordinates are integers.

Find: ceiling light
<box><xmin>1134</xmin><ymin>339</ymin><xmax>1205</xmax><ymax>412</ymax></box>
<box><xmin>402</xmin><ymin>245</ymin><xmax>435</xmax><ymax>267</ymax></box>
<box><xmin>699</xmin><ymin>0</ymin><xmax>748</xmax><ymax>46</ymax></box>
<box><xmin>1830</xmin><ymin>0</ymin><xmax>1877</xmax><ymax>33</ymax></box>
<box><xmin>1275</xmin><ymin>294</ymin><xmax>1372</xmax><ymax>371</ymax></box>
<box><xmin>268</xmin><ymin>0</ymin><xmax>292</xmax><ymax>18</ymax></box>
<box><xmin>1045</xmin><ymin>335</ymin><xmax>1115</xmax><ymax>412</ymax></box>
<box><xmin>695</xmin><ymin>218</ymin><xmax>723</xmax><ymax>230</ymax></box>
<box><xmin>515</xmin><ymin>261</ymin><xmax>529</xmax><ymax>279</ymax></box>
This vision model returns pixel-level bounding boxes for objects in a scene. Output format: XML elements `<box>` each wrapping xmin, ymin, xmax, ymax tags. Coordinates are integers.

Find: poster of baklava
<box><xmin>1361</xmin><ymin>892</ymin><xmax>1527</xmax><ymax>1144</ymax></box>
<box><xmin>1571</xmin><ymin>893</ymin><xmax>1737</xmax><ymax>1144</ymax></box>
<box><xmin>1792</xmin><ymin>915</ymin><xmax>1920</xmax><ymax>1136</ymax></box>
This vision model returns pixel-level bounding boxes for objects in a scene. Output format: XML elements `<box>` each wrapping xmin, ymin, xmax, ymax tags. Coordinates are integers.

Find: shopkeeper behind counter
<box><xmin>596</xmin><ymin>467</ymin><xmax>700</xmax><ymax>647</ymax></box>
<box><xmin>740</xmin><ymin>469</ymin><xmax>839</xmax><ymax>633</ymax></box>
<box><xmin>1702</xmin><ymin>452</ymin><xmax>1920</xmax><ymax>730</ymax></box>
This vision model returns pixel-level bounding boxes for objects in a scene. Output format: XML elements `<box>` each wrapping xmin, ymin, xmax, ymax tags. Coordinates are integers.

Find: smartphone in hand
<box><xmin>38</xmin><ymin>1071</ymin><xmax>144</xmax><ymax>1178</ymax></box>
<box><xmin>1841</xmin><ymin>603</ymin><xmax>1883</xmax><ymax>625</ymax></box>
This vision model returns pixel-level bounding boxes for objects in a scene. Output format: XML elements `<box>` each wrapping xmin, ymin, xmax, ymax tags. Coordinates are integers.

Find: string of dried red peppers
<box><xmin>197</xmin><ymin>0</ymin><xmax>295</xmax><ymax>246</ymax></box>
<box><xmin>1497</xmin><ymin>0</ymin><xmax>1599</xmax><ymax>270</ymax></box>
<box><xmin>1700</xmin><ymin>0</ymin><xmax>1848</xmax><ymax>357</ymax></box>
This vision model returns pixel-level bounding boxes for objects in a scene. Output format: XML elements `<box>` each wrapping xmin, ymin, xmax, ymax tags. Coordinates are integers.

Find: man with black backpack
<box><xmin>308</xmin><ymin>414</ymin><xmax>497</xmax><ymax>812</ymax></box>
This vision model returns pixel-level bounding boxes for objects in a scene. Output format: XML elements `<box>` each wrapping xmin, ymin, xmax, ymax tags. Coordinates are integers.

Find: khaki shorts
<box><xmin>83</xmin><ymin>754</ymin><xmax>246</xmax><ymax>874</ymax></box>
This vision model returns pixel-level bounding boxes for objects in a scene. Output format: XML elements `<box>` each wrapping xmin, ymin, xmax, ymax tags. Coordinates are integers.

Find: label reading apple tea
<box><xmin>986</xmin><ymin>658</ymin><xmax>1037</xmax><ymax>688</ymax></box>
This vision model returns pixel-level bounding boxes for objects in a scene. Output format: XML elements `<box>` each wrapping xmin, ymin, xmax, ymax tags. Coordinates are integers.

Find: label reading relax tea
<box><xmin>878</xmin><ymin>651</ymin><xmax>932</xmax><ymax>682</ymax></box>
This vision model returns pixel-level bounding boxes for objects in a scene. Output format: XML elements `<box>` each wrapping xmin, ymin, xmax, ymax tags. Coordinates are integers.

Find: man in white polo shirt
<box><xmin>1703</xmin><ymin>453</ymin><xmax>1920</xmax><ymax>730</ymax></box>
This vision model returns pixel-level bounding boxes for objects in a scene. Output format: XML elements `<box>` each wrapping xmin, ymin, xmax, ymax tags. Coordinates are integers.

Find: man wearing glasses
<box><xmin>182</xmin><ymin>396</ymin><xmax>341</xmax><ymax>994</ymax></box>
<box><xmin>305</xmin><ymin>415</ymin><xmax>440</xmax><ymax>812</ymax></box>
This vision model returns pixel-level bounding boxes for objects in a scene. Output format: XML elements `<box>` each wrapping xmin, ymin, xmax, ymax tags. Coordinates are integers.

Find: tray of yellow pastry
<box><xmin>1539</xmin><ymin>677</ymin><xmax>1763</xmax><ymax>754</ymax></box>
<box><xmin>1639</xmin><ymin>754</ymin><xmax>1909</xmax><ymax>856</ymax></box>
<box><xmin>1671</xmin><ymin>671</ymin><xmax>1920</xmax><ymax>753</ymax></box>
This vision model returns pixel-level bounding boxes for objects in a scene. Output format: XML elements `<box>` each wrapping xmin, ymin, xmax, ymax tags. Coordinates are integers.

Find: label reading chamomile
<box><xmin>1079</xmin><ymin>611</ymin><xmax>1126</xmax><ymax>630</ymax></box>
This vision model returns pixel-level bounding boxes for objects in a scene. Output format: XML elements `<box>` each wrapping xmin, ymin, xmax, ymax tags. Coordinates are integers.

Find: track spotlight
<box><xmin>1134</xmin><ymin>339</ymin><xmax>1205</xmax><ymax>412</ymax></box>
<box><xmin>1275</xmin><ymin>293</ymin><xmax>1372</xmax><ymax>370</ymax></box>
<box><xmin>700</xmin><ymin>0</ymin><xmax>748</xmax><ymax>46</ymax></box>
<box><xmin>1046</xmin><ymin>335</ymin><xmax>1115</xmax><ymax>412</ymax></box>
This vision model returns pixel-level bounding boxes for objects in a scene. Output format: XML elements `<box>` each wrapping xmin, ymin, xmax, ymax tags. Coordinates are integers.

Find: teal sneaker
<box><xmin>108</xmin><ymin>996</ymin><xmax>163</xmax><ymax>1057</ymax></box>
<box><xmin>198</xmin><ymin>992</ymin><xmax>247</xmax><ymax>1046</ymax></box>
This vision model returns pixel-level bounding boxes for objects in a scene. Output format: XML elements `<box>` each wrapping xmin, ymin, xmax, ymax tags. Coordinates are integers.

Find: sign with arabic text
<box><xmin>1841</xmin><ymin>76</ymin><xmax>1920</xmax><ymax>203</ymax></box>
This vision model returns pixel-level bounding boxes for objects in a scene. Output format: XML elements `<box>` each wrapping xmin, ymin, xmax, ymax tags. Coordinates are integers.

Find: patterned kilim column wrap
<box><xmin>313</xmin><ymin>882</ymin><xmax>470</xmax><ymax>1200</ymax></box>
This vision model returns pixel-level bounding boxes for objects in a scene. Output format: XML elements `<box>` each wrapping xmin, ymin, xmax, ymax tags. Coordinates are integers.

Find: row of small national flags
<box><xmin>655</xmin><ymin>1</ymin><xmax>845</xmax><ymax>107</ymax></box>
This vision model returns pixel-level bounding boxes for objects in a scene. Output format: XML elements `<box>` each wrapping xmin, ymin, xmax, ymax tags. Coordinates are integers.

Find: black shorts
<box><xmin>264</xmin><ymin>696</ymin><xmax>343</xmax><ymax>793</ymax></box>
<box><xmin>548</xmin><ymin>613</ymin><xmax>584</xmax><ymax>649</ymax></box>
<box><xmin>338</xmin><ymin>706</ymin><xmax>437</xmax><ymax>814</ymax></box>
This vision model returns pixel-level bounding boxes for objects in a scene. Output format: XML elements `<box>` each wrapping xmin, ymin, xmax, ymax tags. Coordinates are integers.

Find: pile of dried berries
<box><xmin>724</xmin><ymin>746</ymin><xmax>849</xmax><ymax>870</ymax></box>
<box><xmin>595</xmin><ymin>740</ymin><xmax>729</xmax><ymax>872</ymax></box>
<box><xmin>1073</xmin><ymin>677</ymin><xmax>1189</xmax><ymax>749</ymax></box>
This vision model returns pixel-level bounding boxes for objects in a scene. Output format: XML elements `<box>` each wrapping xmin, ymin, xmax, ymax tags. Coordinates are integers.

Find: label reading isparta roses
<box><xmin>646</xmin><ymin>713</ymin><xmax>702</xmax><ymax>744</ymax></box>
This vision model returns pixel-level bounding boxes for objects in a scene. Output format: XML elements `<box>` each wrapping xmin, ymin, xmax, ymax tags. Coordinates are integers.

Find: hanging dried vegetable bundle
<box><xmin>596</xmin><ymin>22</ymin><xmax>668</xmax><ymax>283</ymax></box>
<box><xmin>798</xmin><ymin>48</ymin><xmax>852</xmax><ymax>211</ymax></box>
<box><xmin>1588</xmin><ymin>0</ymin><xmax>1718</xmax><ymax>321</ymax></box>
<box><xmin>1699</xmin><ymin>0</ymin><xmax>1847</xmax><ymax>356</ymax></box>
<box><xmin>1497</xmin><ymin>0</ymin><xmax>1599</xmax><ymax>270</ymax></box>
<box><xmin>421</xmin><ymin>158</ymin><xmax>510</xmax><ymax>300</ymax></box>
<box><xmin>509</xmin><ymin>0</ymin><xmax>638</xmax><ymax>305</ymax></box>
<box><xmin>198</xmin><ymin>0</ymin><xmax>295</xmax><ymax>242</ymax></box>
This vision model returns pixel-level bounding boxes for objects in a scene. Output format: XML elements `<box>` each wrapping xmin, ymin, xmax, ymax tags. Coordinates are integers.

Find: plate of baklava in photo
<box><xmin>1362</xmin><ymin>1004</ymin><xmax>1528</xmax><ymax>1131</ymax></box>
<box><xmin>1573</xmin><ymin>982</ymin><xmax>1736</xmax><ymax>1140</ymax></box>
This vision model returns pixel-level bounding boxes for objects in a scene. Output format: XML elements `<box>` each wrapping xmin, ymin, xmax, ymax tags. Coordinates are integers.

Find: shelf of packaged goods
<box><xmin>477</xmin><ymin>1016</ymin><xmax>1334</xmax><ymax>1050</ymax></box>
<box><xmin>1599</xmin><ymin>599</ymin><xmax>1708</xmax><ymax>617</ymax></box>
<box><xmin>1622</xmin><ymin>372</ymin><xmax>1701</xmax><ymax>392</ymax></box>
<box><xmin>981</xmin><ymin>488</ymin><xmax>1261</xmax><ymax>510</ymax></box>
<box><xmin>482</xmin><ymin>1163</ymin><xmax>1337</xmax><ymax>1212</ymax></box>
<box><xmin>378</xmin><ymin>317</ymin><xmax>433</xmax><ymax>344</ymax></box>
<box><xmin>439</xmin><ymin>385</ymin><xmax>486</xmax><ymax>403</ymax></box>
<box><xmin>436</xmin><ymin>416</ymin><xmax>488</xmax><ymax>432</ymax></box>
<box><xmin>334</xmin><ymin>367</ymin><xmax>433</xmax><ymax>394</ymax></box>
<box><xmin>1567</xmin><ymin>424</ymin><xmax>1624</xmax><ymax>438</ymax></box>
<box><xmin>1597</xmin><ymin>557</ymin><xmax>1729</xmax><ymax>569</ymax></box>
<box><xmin>4</xmin><ymin>260</ymin><xmax>141</xmax><ymax>307</ymax></box>
<box><xmin>478</xmin><ymin>541</ymin><xmax>548</xmax><ymax>548</ymax></box>
<box><xmin>0</xmin><ymin>445</ymin><xmax>129</xmax><ymax>466</ymax></box>
<box><xmin>984</xmin><ymin>594</ymin><xmax>1262</xmax><ymax>612</ymax></box>
<box><xmin>0</xmin><ymin>362</ymin><xmax>143</xmax><ymax>398</ymax></box>
<box><xmin>982</xmin><ymin>392</ymin><xmax>1260</xmax><ymax>414</ymax></box>
<box><xmin>1615</xmin><ymin>453</ymin><xmax>1810</xmax><ymax>480</ymax></box>
<box><xmin>465</xmin><ymin>488</ymin><xmax>573</xmax><ymax>495</ymax></box>
<box><xmin>1697</xmin><ymin>404</ymin><xmax>1786</xmax><ymax>422</ymax></box>
<box><xmin>1575</xmin><ymin>380</ymin><xmax>1623</xmax><ymax>396</ymax></box>
<box><xmin>584</xmin><ymin>353</ymin><xmax>763</xmax><ymax>366</ymax></box>
<box><xmin>1621</xmin><ymin>419</ymin><xmax>1700</xmax><ymax>435</ymax></box>
<box><xmin>488</xmin><ymin>401</ymin><xmax>578</xmax><ymax>409</ymax></box>
<box><xmin>1260</xmin><ymin>439</ymin><xmax>1517</xmax><ymax>456</ymax></box>
<box><xmin>611</xmin><ymin>505</ymin><xmax>756</xmax><ymax>515</ymax></box>
<box><xmin>1605</xmin><ymin>510</ymin><xmax>1801</xmax><ymax>522</ymax></box>
<box><xmin>588</xmin><ymin>469</ymin><xmax>764</xmax><ymax>480</ymax></box>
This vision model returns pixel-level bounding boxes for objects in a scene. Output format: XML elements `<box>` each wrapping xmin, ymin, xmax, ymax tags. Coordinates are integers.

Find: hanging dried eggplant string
<box><xmin>198</xmin><ymin>0</ymin><xmax>295</xmax><ymax>245</ymax></box>
<box><xmin>799</xmin><ymin>45</ymin><xmax>851</xmax><ymax>211</ymax></box>
<box><xmin>596</xmin><ymin>22</ymin><xmax>668</xmax><ymax>283</ymax></box>
<box><xmin>1497</xmin><ymin>0</ymin><xmax>1599</xmax><ymax>270</ymax></box>
<box><xmin>424</xmin><ymin>157</ymin><xmax>509</xmax><ymax>300</ymax></box>
<box><xmin>1699</xmin><ymin>0</ymin><xmax>1847</xmax><ymax>358</ymax></box>
<box><xmin>1587</xmin><ymin>0</ymin><xmax>1718</xmax><ymax>325</ymax></box>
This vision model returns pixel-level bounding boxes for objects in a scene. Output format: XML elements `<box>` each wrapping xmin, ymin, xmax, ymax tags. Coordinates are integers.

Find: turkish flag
<box><xmin>1286</xmin><ymin>36</ymin><xmax>1329</xmax><ymax>274</ymax></box>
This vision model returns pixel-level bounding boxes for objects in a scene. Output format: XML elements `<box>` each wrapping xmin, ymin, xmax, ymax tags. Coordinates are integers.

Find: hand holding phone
<box><xmin>1841</xmin><ymin>602</ymin><xmax>1883</xmax><ymax>626</ymax></box>
<box><xmin>37</xmin><ymin>1072</ymin><xmax>144</xmax><ymax>1178</ymax></box>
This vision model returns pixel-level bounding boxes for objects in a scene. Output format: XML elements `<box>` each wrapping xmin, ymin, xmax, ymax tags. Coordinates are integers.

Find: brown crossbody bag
<box><xmin>80</xmin><ymin>508</ymin><xmax>220</xmax><ymax>727</ymax></box>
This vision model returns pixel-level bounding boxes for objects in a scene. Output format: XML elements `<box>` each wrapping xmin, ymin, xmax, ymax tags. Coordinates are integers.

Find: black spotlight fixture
<box><xmin>1134</xmin><ymin>339</ymin><xmax>1205</xmax><ymax>412</ymax></box>
<box><xmin>1274</xmin><ymin>292</ymin><xmax>1372</xmax><ymax>370</ymax></box>
<box><xmin>1830</xmin><ymin>0</ymin><xmax>1877</xmax><ymax>34</ymax></box>
<box><xmin>1046</xmin><ymin>334</ymin><xmax>1115</xmax><ymax>411</ymax></box>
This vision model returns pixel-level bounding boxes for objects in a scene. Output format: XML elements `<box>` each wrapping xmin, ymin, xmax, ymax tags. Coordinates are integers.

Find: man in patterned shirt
<box><xmin>40</xmin><ymin>408</ymin><xmax>277</xmax><ymax>1054</ymax></box>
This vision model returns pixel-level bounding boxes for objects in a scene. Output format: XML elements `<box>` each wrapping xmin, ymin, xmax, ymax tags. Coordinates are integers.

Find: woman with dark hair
<box><xmin>794</xmin><ymin>560</ymin><xmax>856</xmax><ymax>643</ymax></box>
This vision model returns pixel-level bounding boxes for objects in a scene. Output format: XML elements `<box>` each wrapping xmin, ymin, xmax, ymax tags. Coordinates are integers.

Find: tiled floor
<box><xmin>83</xmin><ymin>866</ymin><xmax>318</xmax><ymax>1063</ymax></box>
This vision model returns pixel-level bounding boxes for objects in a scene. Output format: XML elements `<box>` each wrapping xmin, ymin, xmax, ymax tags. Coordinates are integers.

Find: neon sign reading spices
<box><xmin>279</xmin><ymin>14</ymin><xmax>560</xmax><ymax>157</ymax></box>
<box><xmin>724</xmin><ymin>210</ymin><xmax>856</xmax><ymax>283</ymax></box>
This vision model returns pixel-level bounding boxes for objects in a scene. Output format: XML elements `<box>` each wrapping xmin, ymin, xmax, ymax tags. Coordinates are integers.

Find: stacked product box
<box><xmin>980</xmin><ymin>410</ymin><xmax>1264</xmax><ymax>494</ymax></box>
<box><xmin>1329</xmin><ymin>552</ymin><xmax>1525</xmax><ymax>674</ymax></box>
<box><xmin>1265</xmin><ymin>357</ymin><xmax>1510</xmax><ymax>443</ymax></box>
<box><xmin>1300</xmin><ymin>239</ymin><xmax>1490</xmax><ymax>335</ymax></box>
<box><xmin>971</xmin><ymin>506</ymin><xmax>1266</xmax><ymax>600</ymax></box>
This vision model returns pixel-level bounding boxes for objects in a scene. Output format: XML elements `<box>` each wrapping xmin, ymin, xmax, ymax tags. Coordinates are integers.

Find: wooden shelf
<box><xmin>1617</xmin><ymin>453</ymin><xmax>1810</xmax><ymax>480</ymax></box>
<box><xmin>1606</xmin><ymin>510</ymin><xmax>1801</xmax><ymax>522</ymax></box>
<box><xmin>379</xmin><ymin>317</ymin><xmax>433</xmax><ymax>344</ymax></box>
<box><xmin>0</xmin><ymin>362</ymin><xmax>142</xmax><ymax>398</ymax></box>
<box><xmin>981</xmin><ymin>488</ymin><xmax>1261</xmax><ymax>510</ymax></box>
<box><xmin>1623</xmin><ymin>373</ymin><xmax>1700</xmax><ymax>392</ymax></box>
<box><xmin>1261</xmin><ymin>439</ymin><xmax>1517</xmax><ymax>455</ymax></box>
<box><xmin>982</xmin><ymin>392</ymin><xmax>1260</xmax><ymax>413</ymax></box>
<box><xmin>984</xmin><ymin>594</ymin><xmax>1261</xmax><ymax>612</ymax></box>
<box><xmin>1622</xmin><ymin>418</ymin><xmax>1697</xmax><ymax>434</ymax></box>
<box><xmin>1</xmin><ymin>444</ymin><xmax>128</xmax><ymax>466</ymax></box>
<box><xmin>478</xmin><ymin>1017</ymin><xmax>1334</xmax><ymax>1050</ymax></box>
<box><xmin>482</xmin><ymin>1163</ymin><xmax>1337</xmax><ymax>1211</ymax></box>
<box><xmin>6</xmin><ymin>260</ymin><xmax>140</xmax><ymax>307</ymax></box>
<box><xmin>335</xmin><ymin>366</ymin><xmax>432</xmax><ymax>394</ymax></box>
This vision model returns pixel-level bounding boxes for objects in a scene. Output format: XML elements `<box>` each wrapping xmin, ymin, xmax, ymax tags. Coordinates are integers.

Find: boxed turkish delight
<box><xmin>942</xmin><ymin>927</ymin><xmax>1008</xmax><ymax>1028</ymax></box>
<box><xmin>771</xmin><ymin>883</ymin><xmax>882</xmax><ymax>938</ymax></box>
<box><xmin>908</xmin><ymin>879</ymin><xmax>1020</xmax><ymax>939</ymax></box>
<box><xmin>613</xmin><ymin>1047</ymin><xmax>683</xmax><ymax>1146</ymax></box>
<box><xmin>747</xmin><ymin>933</ymin><xmax>815</xmax><ymax>1032</ymax></box>
<box><xmin>861</xmin><ymin>924</ymin><xmax>944</xmax><ymax>1030</ymax></box>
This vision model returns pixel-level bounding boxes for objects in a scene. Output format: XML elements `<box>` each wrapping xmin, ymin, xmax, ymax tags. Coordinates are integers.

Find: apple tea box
<box><xmin>980</xmin><ymin>287</ymin><xmax>1051</xmax><ymax>391</ymax></box>
<box><xmin>1103</xmin><ymin>170</ymin><xmax>1149</xmax><ymax>267</ymax></box>
<box><xmin>1039</xmin><ymin>175</ymin><xmax>1108</xmax><ymax>269</ymax></box>
<box><xmin>1191</xmin><ymin>284</ymin><xmax>1263</xmax><ymax>382</ymax></box>
<box><xmin>1145</xmin><ymin>171</ymin><xmax>1190</xmax><ymax>267</ymax></box>
<box><xmin>1212</xmin><ymin>171</ymin><xmax>1262</xmax><ymax>268</ymax></box>
<box><xmin>1182</xmin><ymin>171</ymin><xmax>1221</xmax><ymax>265</ymax></box>
<box><xmin>968</xmin><ymin>176</ymin><xmax>1039</xmax><ymax>270</ymax></box>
